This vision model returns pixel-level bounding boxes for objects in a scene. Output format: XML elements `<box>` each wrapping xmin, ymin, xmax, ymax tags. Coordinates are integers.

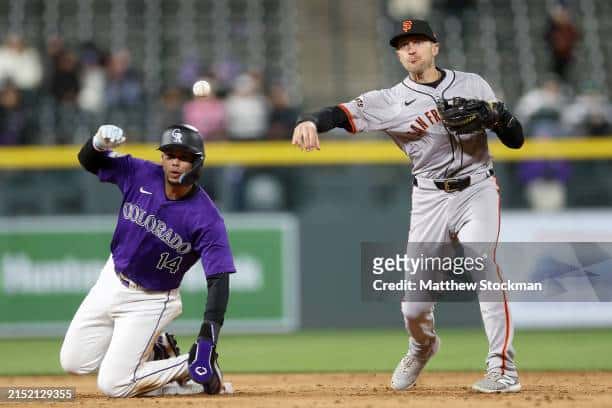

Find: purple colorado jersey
<box><xmin>98</xmin><ymin>153</ymin><xmax>236</xmax><ymax>291</ymax></box>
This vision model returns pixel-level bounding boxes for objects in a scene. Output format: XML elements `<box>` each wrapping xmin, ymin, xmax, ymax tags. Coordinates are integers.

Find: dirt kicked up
<box><xmin>1</xmin><ymin>372</ymin><xmax>611</xmax><ymax>408</ymax></box>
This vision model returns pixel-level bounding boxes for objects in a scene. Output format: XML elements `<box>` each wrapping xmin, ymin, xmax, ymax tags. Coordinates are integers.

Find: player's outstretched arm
<box><xmin>292</xmin><ymin>106</ymin><xmax>352</xmax><ymax>151</ymax></box>
<box><xmin>78</xmin><ymin>125</ymin><xmax>126</xmax><ymax>174</ymax></box>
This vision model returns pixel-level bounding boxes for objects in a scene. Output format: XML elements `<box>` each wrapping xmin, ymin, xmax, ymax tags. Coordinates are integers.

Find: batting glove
<box><xmin>93</xmin><ymin>124</ymin><xmax>126</xmax><ymax>151</ymax></box>
<box><xmin>188</xmin><ymin>321</ymin><xmax>223</xmax><ymax>394</ymax></box>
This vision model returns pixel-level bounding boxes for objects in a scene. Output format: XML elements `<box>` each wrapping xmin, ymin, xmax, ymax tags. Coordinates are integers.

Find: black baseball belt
<box><xmin>413</xmin><ymin>169</ymin><xmax>495</xmax><ymax>193</ymax></box>
<box><xmin>117</xmin><ymin>272</ymin><xmax>176</xmax><ymax>294</ymax></box>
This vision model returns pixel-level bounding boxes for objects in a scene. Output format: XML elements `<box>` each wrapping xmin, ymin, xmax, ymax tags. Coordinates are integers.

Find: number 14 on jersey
<box><xmin>156</xmin><ymin>253</ymin><xmax>182</xmax><ymax>274</ymax></box>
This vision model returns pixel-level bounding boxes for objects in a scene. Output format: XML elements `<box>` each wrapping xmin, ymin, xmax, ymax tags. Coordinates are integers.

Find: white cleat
<box><xmin>152</xmin><ymin>380</ymin><xmax>235</xmax><ymax>396</ymax></box>
<box><xmin>472</xmin><ymin>372</ymin><xmax>522</xmax><ymax>393</ymax></box>
<box><xmin>220</xmin><ymin>382</ymin><xmax>234</xmax><ymax>394</ymax></box>
<box><xmin>390</xmin><ymin>336</ymin><xmax>440</xmax><ymax>390</ymax></box>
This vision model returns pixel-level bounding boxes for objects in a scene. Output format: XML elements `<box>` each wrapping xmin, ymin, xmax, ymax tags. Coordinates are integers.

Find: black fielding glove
<box><xmin>437</xmin><ymin>97</ymin><xmax>507</xmax><ymax>134</ymax></box>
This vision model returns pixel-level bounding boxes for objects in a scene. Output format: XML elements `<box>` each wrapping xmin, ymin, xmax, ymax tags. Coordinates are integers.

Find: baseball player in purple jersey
<box><xmin>60</xmin><ymin>124</ymin><xmax>235</xmax><ymax>397</ymax></box>
<box><xmin>292</xmin><ymin>20</ymin><xmax>524</xmax><ymax>392</ymax></box>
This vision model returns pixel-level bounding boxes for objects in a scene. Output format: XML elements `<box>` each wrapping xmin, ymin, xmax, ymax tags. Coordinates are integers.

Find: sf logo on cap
<box><xmin>402</xmin><ymin>20</ymin><xmax>413</xmax><ymax>32</ymax></box>
<box><xmin>171</xmin><ymin>128</ymin><xmax>183</xmax><ymax>143</ymax></box>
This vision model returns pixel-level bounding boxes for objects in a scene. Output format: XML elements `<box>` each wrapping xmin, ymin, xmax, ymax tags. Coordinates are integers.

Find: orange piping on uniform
<box><xmin>338</xmin><ymin>104</ymin><xmax>357</xmax><ymax>134</ymax></box>
<box><xmin>492</xmin><ymin>176</ymin><xmax>511</xmax><ymax>376</ymax></box>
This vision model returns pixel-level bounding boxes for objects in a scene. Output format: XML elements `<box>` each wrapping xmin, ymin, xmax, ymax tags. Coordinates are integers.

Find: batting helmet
<box><xmin>158</xmin><ymin>124</ymin><xmax>205</xmax><ymax>185</ymax></box>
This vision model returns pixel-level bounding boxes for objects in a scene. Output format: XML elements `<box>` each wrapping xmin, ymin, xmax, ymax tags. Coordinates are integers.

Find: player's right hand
<box><xmin>93</xmin><ymin>124</ymin><xmax>126</xmax><ymax>151</ymax></box>
<box><xmin>292</xmin><ymin>121</ymin><xmax>320</xmax><ymax>152</ymax></box>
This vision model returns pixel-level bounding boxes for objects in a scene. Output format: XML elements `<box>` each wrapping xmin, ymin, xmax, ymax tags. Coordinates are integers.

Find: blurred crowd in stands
<box><xmin>0</xmin><ymin>32</ymin><xmax>302</xmax><ymax>211</ymax></box>
<box><xmin>0</xmin><ymin>33</ymin><xmax>299</xmax><ymax>146</ymax></box>
<box><xmin>2</xmin><ymin>0</ymin><xmax>612</xmax><ymax>213</ymax></box>
<box><xmin>514</xmin><ymin>2</ymin><xmax>612</xmax><ymax>210</ymax></box>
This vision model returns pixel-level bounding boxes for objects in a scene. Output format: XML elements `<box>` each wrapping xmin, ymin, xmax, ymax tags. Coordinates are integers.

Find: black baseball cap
<box><xmin>389</xmin><ymin>19</ymin><xmax>438</xmax><ymax>48</ymax></box>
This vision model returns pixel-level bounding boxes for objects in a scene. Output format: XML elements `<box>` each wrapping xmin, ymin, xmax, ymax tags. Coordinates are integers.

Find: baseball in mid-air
<box><xmin>192</xmin><ymin>80</ymin><xmax>211</xmax><ymax>97</ymax></box>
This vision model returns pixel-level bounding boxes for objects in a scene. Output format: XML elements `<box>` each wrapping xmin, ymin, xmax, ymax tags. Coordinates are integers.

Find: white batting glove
<box><xmin>93</xmin><ymin>124</ymin><xmax>126</xmax><ymax>151</ymax></box>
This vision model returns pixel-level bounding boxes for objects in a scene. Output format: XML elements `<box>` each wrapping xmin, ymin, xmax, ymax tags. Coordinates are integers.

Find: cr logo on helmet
<box><xmin>402</xmin><ymin>20</ymin><xmax>413</xmax><ymax>32</ymax></box>
<box><xmin>171</xmin><ymin>129</ymin><xmax>183</xmax><ymax>143</ymax></box>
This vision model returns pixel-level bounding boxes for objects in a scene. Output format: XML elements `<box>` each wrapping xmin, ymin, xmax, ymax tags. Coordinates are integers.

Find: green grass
<box><xmin>2</xmin><ymin>328</ymin><xmax>611</xmax><ymax>376</ymax></box>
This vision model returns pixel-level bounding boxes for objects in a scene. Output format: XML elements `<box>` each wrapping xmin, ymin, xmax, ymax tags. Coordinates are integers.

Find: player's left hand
<box><xmin>188</xmin><ymin>321</ymin><xmax>223</xmax><ymax>394</ymax></box>
<box><xmin>437</xmin><ymin>98</ymin><xmax>505</xmax><ymax>134</ymax></box>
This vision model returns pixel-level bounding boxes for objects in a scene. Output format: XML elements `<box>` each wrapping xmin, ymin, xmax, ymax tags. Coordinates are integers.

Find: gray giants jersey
<box><xmin>339</xmin><ymin>69</ymin><xmax>497</xmax><ymax>178</ymax></box>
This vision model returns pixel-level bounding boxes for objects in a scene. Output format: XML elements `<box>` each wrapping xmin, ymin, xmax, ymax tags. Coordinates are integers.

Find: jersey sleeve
<box><xmin>338</xmin><ymin>88</ymin><xmax>402</xmax><ymax>133</ymax></box>
<box><xmin>194</xmin><ymin>219</ymin><xmax>237</xmax><ymax>278</ymax></box>
<box><xmin>472</xmin><ymin>74</ymin><xmax>498</xmax><ymax>102</ymax></box>
<box><xmin>97</xmin><ymin>152</ymin><xmax>134</xmax><ymax>194</ymax></box>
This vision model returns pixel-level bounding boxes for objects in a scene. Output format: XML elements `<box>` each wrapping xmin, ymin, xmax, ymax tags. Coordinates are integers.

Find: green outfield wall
<box><xmin>0</xmin><ymin>215</ymin><xmax>299</xmax><ymax>337</ymax></box>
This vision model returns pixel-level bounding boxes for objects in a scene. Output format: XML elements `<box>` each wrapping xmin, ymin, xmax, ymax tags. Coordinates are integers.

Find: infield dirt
<box><xmin>1</xmin><ymin>372</ymin><xmax>611</xmax><ymax>407</ymax></box>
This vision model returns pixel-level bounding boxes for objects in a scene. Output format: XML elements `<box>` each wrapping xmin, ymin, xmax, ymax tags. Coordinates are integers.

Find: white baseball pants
<box><xmin>401</xmin><ymin>175</ymin><xmax>517</xmax><ymax>377</ymax></box>
<box><xmin>60</xmin><ymin>255</ymin><xmax>194</xmax><ymax>397</ymax></box>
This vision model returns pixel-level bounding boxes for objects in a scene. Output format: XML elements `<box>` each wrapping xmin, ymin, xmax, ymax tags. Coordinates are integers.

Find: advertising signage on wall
<box><xmin>0</xmin><ymin>214</ymin><xmax>299</xmax><ymax>337</ymax></box>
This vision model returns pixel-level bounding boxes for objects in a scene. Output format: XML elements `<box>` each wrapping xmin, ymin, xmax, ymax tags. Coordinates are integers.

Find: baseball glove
<box><xmin>436</xmin><ymin>97</ymin><xmax>504</xmax><ymax>134</ymax></box>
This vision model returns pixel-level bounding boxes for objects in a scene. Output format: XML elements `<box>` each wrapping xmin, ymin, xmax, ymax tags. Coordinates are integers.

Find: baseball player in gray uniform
<box><xmin>292</xmin><ymin>19</ymin><xmax>524</xmax><ymax>393</ymax></box>
<box><xmin>60</xmin><ymin>124</ymin><xmax>236</xmax><ymax>397</ymax></box>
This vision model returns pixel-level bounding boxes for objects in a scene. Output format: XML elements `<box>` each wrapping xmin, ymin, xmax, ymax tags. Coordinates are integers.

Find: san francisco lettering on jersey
<box><xmin>122</xmin><ymin>202</ymin><xmax>192</xmax><ymax>254</ymax></box>
<box><xmin>410</xmin><ymin>108</ymin><xmax>441</xmax><ymax>133</ymax></box>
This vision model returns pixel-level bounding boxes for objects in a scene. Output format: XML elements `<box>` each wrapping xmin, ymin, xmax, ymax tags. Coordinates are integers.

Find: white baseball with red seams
<box><xmin>192</xmin><ymin>80</ymin><xmax>211</xmax><ymax>97</ymax></box>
